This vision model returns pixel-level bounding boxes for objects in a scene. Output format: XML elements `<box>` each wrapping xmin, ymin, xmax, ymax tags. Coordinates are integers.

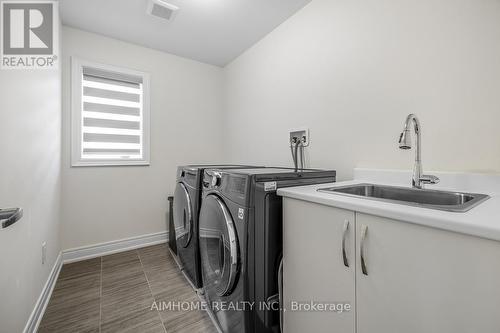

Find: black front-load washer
<box><xmin>173</xmin><ymin>165</ymin><xmax>261</xmax><ymax>289</ymax></box>
<box><xmin>198</xmin><ymin>167</ymin><xmax>336</xmax><ymax>333</ymax></box>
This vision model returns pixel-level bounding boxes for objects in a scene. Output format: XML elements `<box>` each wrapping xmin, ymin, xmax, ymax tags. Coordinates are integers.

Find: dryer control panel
<box><xmin>203</xmin><ymin>170</ymin><xmax>249</xmax><ymax>206</ymax></box>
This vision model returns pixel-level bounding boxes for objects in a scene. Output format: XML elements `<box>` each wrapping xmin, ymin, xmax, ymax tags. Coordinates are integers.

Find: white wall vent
<box><xmin>147</xmin><ymin>0</ymin><xmax>179</xmax><ymax>21</ymax></box>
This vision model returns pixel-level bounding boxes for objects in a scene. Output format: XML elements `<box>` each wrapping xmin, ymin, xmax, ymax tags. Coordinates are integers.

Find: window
<box><xmin>71</xmin><ymin>57</ymin><xmax>150</xmax><ymax>166</ymax></box>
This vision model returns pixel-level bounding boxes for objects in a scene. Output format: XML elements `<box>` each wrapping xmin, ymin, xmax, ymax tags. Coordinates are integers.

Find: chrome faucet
<box><xmin>398</xmin><ymin>114</ymin><xmax>440</xmax><ymax>189</ymax></box>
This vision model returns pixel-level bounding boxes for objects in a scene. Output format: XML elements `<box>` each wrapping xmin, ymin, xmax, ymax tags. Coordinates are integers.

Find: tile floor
<box><xmin>38</xmin><ymin>244</ymin><xmax>217</xmax><ymax>333</ymax></box>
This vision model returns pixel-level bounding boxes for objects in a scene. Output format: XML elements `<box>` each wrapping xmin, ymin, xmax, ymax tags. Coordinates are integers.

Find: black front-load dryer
<box><xmin>173</xmin><ymin>165</ymin><xmax>261</xmax><ymax>289</ymax></box>
<box><xmin>198</xmin><ymin>167</ymin><xmax>336</xmax><ymax>333</ymax></box>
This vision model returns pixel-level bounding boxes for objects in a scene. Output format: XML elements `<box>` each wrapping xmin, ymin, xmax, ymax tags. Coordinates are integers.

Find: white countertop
<box><xmin>277</xmin><ymin>168</ymin><xmax>500</xmax><ymax>242</ymax></box>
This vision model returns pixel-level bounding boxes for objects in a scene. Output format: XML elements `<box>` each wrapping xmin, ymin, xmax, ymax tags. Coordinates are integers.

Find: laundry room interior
<box><xmin>1</xmin><ymin>0</ymin><xmax>500</xmax><ymax>332</ymax></box>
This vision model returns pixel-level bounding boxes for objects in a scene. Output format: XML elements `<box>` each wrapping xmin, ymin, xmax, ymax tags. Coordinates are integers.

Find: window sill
<box><xmin>71</xmin><ymin>160</ymin><xmax>150</xmax><ymax>167</ymax></box>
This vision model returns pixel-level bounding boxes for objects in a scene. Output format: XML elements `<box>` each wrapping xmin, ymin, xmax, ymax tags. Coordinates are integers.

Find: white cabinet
<box><xmin>283</xmin><ymin>198</ymin><xmax>500</xmax><ymax>333</ymax></box>
<box><xmin>356</xmin><ymin>213</ymin><xmax>500</xmax><ymax>333</ymax></box>
<box><xmin>283</xmin><ymin>198</ymin><xmax>356</xmax><ymax>333</ymax></box>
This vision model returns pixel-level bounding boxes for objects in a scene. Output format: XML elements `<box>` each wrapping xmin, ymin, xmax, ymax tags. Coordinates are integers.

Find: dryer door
<box><xmin>173</xmin><ymin>182</ymin><xmax>193</xmax><ymax>248</ymax></box>
<box><xmin>199</xmin><ymin>194</ymin><xmax>240</xmax><ymax>296</ymax></box>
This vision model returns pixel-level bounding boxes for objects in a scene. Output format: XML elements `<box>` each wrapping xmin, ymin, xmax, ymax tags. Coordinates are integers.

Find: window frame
<box><xmin>71</xmin><ymin>57</ymin><xmax>150</xmax><ymax>167</ymax></box>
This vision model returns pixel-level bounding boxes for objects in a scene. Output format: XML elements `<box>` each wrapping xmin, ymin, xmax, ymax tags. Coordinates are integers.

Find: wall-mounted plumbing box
<box><xmin>289</xmin><ymin>128</ymin><xmax>309</xmax><ymax>147</ymax></box>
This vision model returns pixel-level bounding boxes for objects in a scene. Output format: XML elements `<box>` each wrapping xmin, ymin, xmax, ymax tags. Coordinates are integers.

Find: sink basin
<box><xmin>317</xmin><ymin>183</ymin><xmax>489</xmax><ymax>212</ymax></box>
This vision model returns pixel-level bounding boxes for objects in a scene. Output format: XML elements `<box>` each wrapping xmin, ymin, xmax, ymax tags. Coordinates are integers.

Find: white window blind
<box><xmin>71</xmin><ymin>58</ymin><xmax>150</xmax><ymax>166</ymax></box>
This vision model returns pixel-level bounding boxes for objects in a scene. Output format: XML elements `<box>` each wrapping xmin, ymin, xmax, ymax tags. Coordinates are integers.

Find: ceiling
<box><xmin>59</xmin><ymin>0</ymin><xmax>312</xmax><ymax>67</ymax></box>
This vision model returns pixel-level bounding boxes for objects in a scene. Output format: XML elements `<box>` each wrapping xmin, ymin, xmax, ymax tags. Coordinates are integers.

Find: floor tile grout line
<box><xmin>136</xmin><ymin>249</ymin><xmax>168</xmax><ymax>333</ymax></box>
<box><xmin>99</xmin><ymin>256</ymin><xmax>103</xmax><ymax>333</ymax></box>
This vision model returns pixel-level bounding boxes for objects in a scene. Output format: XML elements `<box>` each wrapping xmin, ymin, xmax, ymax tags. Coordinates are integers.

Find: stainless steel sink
<box><xmin>318</xmin><ymin>183</ymin><xmax>490</xmax><ymax>212</ymax></box>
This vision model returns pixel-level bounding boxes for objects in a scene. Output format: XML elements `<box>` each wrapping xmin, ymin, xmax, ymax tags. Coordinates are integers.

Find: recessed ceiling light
<box><xmin>146</xmin><ymin>0</ymin><xmax>179</xmax><ymax>22</ymax></box>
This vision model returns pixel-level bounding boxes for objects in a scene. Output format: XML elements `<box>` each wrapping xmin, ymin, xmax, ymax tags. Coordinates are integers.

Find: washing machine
<box><xmin>198</xmin><ymin>167</ymin><xmax>336</xmax><ymax>333</ymax></box>
<box><xmin>173</xmin><ymin>165</ymin><xmax>261</xmax><ymax>289</ymax></box>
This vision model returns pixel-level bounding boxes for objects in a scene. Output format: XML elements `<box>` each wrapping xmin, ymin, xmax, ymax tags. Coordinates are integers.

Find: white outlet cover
<box><xmin>42</xmin><ymin>242</ymin><xmax>47</xmax><ymax>265</ymax></box>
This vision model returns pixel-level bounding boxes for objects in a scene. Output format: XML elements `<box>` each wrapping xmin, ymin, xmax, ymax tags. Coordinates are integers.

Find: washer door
<box><xmin>173</xmin><ymin>182</ymin><xmax>193</xmax><ymax>248</ymax></box>
<box><xmin>199</xmin><ymin>194</ymin><xmax>239</xmax><ymax>296</ymax></box>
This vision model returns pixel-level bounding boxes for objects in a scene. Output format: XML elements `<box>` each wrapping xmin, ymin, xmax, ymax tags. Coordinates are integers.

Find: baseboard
<box><xmin>62</xmin><ymin>231</ymin><xmax>168</xmax><ymax>264</ymax></box>
<box><xmin>23</xmin><ymin>252</ymin><xmax>63</xmax><ymax>333</ymax></box>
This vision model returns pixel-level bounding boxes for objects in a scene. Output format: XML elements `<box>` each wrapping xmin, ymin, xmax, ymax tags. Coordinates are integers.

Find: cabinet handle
<box><xmin>342</xmin><ymin>220</ymin><xmax>349</xmax><ymax>267</ymax></box>
<box><xmin>360</xmin><ymin>224</ymin><xmax>368</xmax><ymax>276</ymax></box>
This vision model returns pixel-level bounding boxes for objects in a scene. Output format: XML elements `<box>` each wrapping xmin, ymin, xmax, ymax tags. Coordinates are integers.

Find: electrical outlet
<box><xmin>42</xmin><ymin>242</ymin><xmax>47</xmax><ymax>265</ymax></box>
<box><xmin>289</xmin><ymin>128</ymin><xmax>309</xmax><ymax>146</ymax></box>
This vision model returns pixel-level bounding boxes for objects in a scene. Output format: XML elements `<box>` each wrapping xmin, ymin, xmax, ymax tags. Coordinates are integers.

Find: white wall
<box><xmin>0</xmin><ymin>30</ymin><xmax>62</xmax><ymax>333</ymax></box>
<box><xmin>59</xmin><ymin>0</ymin><xmax>500</xmax><ymax>250</ymax></box>
<box><xmin>61</xmin><ymin>27</ymin><xmax>225</xmax><ymax>250</ymax></box>
<box><xmin>224</xmin><ymin>0</ymin><xmax>500</xmax><ymax>180</ymax></box>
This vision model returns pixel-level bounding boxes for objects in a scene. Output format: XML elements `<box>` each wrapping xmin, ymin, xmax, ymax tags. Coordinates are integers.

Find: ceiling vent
<box><xmin>147</xmin><ymin>0</ymin><xmax>179</xmax><ymax>22</ymax></box>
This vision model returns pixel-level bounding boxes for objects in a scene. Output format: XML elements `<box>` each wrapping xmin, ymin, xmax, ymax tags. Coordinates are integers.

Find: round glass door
<box><xmin>199</xmin><ymin>194</ymin><xmax>239</xmax><ymax>296</ymax></box>
<box><xmin>173</xmin><ymin>182</ymin><xmax>193</xmax><ymax>248</ymax></box>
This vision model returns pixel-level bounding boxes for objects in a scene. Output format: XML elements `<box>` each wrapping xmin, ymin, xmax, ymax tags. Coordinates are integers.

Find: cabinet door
<box><xmin>356</xmin><ymin>213</ymin><xmax>500</xmax><ymax>333</ymax></box>
<box><xmin>283</xmin><ymin>198</ymin><xmax>356</xmax><ymax>333</ymax></box>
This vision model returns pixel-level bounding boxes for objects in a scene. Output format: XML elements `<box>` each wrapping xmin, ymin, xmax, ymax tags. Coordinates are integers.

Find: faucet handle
<box><xmin>420</xmin><ymin>174</ymin><xmax>440</xmax><ymax>185</ymax></box>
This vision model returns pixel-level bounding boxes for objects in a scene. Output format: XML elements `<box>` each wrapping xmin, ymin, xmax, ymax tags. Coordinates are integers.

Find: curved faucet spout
<box><xmin>398</xmin><ymin>114</ymin><xmax>438</xmax><ymax>189</ymax></box>
<box><xmin>399</xmin><ymin>113</ymin><xmax>421</xmax><ymax>162</ymax></box>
